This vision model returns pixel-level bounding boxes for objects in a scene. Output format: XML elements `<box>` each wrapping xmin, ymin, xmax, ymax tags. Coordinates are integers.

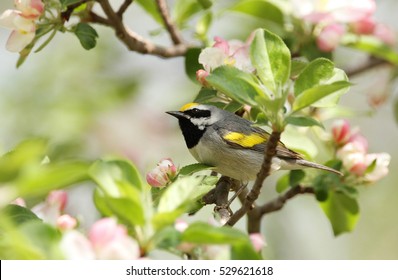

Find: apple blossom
<box><xmin>32</xmin><ymin>190</ymin><xmax>68</xmax><ymax>225</ymax></box>
<box><xmin>331</xmin><ymin>119</ymin><xmax>351</xmax><ymax>145</ymax></box>
<box><xmin>373</xmin><ymin>24</ymin><xmax>396</xmax><ymax>46</ymax></box>
<box><xmin>0</xmin><ymin>0</ymin><xmax>44</xmax><ymax>52</ymax></box>
<box><xmin>57</xmin><ymin>214</ymin><xmax>78</xmax><ymax>230</ymax></box>
<box><xmin>146</xmin><ymin>158</ymin><xmax>177</xmax><ymax>187</ymax></box>
<box><xmin>363</xmin><ymin>153</ymin><xmax>391</xmax><ymax>183</ymax></box>
<box><xmin>316</xmin><ymin>24</ymin><xmax>345</xmax><ymax>52</ymax></box>
<box><xmin>60</xmin><ymin>230</ymin><xmax>96</xmax><ymax>260</ymax></box>
<box><xmin>89</xmin><ymin>218</ymin><xmax>140</xmax><ymax>260</ymax></box>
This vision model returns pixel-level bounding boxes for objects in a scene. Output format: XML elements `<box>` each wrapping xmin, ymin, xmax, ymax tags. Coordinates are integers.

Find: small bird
<box><xmin>167</xmin><ymin>103</ymin><xmax>342</xmax><ymax>181</ymax></box>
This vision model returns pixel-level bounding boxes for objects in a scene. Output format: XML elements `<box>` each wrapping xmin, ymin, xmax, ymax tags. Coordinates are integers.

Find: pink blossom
<box><xmin>31</xmin><ymin>190</ymin><xmax>68</xmax><ymax>225</ymax></box>
<box><xmin>316</xmin><ymin>24</ymin><xmax>345</xmax><ymax>52</ymax></box>
<box><xmin>363</xmin><ymin>153</ymin><xmax>390</xmax><ymax>182</ymax></box>
<box><xmin>249</xmin><ymin>233</ymin><xmax>266</xmax><ymax>252</ymax></box>
<box><xmin>89</xmin><ymin>218</ymin><xmax>140</xmax><ymax>260</ymax></box>
<box><xmin>0</xmin><ymin>0</ymin><xmax>43</xmax><ymax>52</ymax></box>
<box><xmin>331</xmin><ymin>119</ymin><xmax>351</xmax><ymax>145</ymax></box>
<box><xmin>198</xmin><ymin>36</ymin><xmax>253</xmax><ymax>73</ymax></box>
<box><xmin>146</xmin><ymin>158</ymin><xmax>177</xmax><ymax>187</ymax></box>
<box><xmin>11</xmin><ymin>197</ymin><xmax>26</xmax><ymax>207</ymax></box>
<box><xmin>60</xmin><ymin>230</ymin><xmax>96</xmax><ymax>260</ymax></box>
<box><xmin>15</xmin><ymin>0</ymin><xmax>44</xmax><ymax>19</ymax></box>
<box><xmin>57</xmin><ymin>214</ymin><xmax>77</xmax><ymax>230</ymax></box>
<box><xmin>293</xmin><ymin>0</ymin><xmax>376</xmax><ymax>24</ymax></box>
<box><xmin>351</xmin><ymin>17</ymin><xmax>376</xmax><ymax>35</ymax></box>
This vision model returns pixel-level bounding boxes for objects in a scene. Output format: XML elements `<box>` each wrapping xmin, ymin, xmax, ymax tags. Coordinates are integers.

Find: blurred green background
<box><xmin>0</xmin><ymin>0</ymin><xmax>397</xmax><ymax>259</ymax></box>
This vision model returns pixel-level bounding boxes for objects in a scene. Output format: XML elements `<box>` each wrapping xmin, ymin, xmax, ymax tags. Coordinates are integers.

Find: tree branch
<box><xmin>92</xmin><ymin>0</ymin><xmax>188</xmax><ymax>58</ymax></box>
<box><xmin>155</xmin><ymin>0</ymin><xmax>184</xmax><ymax>45</ymax></box>
<box><xmin>117</xmin><ymin>0</ymin><xmax>133</xmax><ymax>18</ymax></box>
<box><xmin>346</xmin><ymin>57</ymin><xmax>391</xmax><ymax>77</ymax></box>
<box><xmin>259</xmin><ymin>185</ymin><xmax>314</xmax><ymax>215</ymax></box>
<box><xmin>226</xmin><ymin>130</ymin><xmax>282</xmax><ymax>227</ymax></box>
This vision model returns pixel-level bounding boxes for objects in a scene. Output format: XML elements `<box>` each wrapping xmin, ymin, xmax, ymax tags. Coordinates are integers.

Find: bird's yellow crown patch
<box><xmin>180</xmin><ymin>102</ymin><xmax>199</xmax><ymax>112</ymax></box>
<box><xmin>223</xmin><ymin>132</ymin><xmax>266</xmax><ymax>148</ymax></box>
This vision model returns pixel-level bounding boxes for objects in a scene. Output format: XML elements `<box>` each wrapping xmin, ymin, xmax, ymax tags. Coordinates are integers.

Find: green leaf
<box><xmin>173</xmin><ymin>0</ymin><xmax>202</xmax><ymax>27</ymax></box>
<box><xmin>250</xmin><ymin>28</ymin><xmax>291</xmax><ymax>93</ymax></box>
<box><xmin>276</xmin><ymin>173</ymin><xmax>289</xmax><ymax>193</ymax></box>
<box><xmin>157</xmin><ymin>176</ymin><xmax>216</xmax><ymax>213</ymax></box>
<box><xmin>320</xmin><ymin>191</ymin><xmax>360</xmax><ymax>236</ymax></box>
<box><xmin>181</xmin><ymin>222</ymin><xmax>261</xmax><ymax>260</ymax></box>
<box><xmin>181</xmin><ymin>222</ymin><xmax>248</xmax><ymax>244</ymax></box>
<box><xmin>74</xmin><ymin>23</ymin><xmax>98</xmax><ymax>50</ymax></box>
<box><xmin>89</xmin><ymin>159</ymin><xmax>145</xmax><ymax>225</ymax></box>
<box><xmin>178</xmin><ymin>163</ymin><xmax>214</xmax><ymax>176</ymax></box>
<box><xmin>152</xmin><ymin>226</ymin><xmax>182</xmax><ymax>251</ymax></box>
<box><xmin>344</xmin><ymin>35</ymin><xmax>398</xmax><ymax>65</ymax></box>
<box><xmin>16</xmin><ymin>161</ymin><xmax>90</xmax><ymax>197</ymax></box>
<box><xmin>292</xmin><ymin>81</ymin><xmax>351</xmax><ymax>112</ymax></box>
<box><xmin>0</xmin><ymin>139</ymin><xmax>47</xmax><ymax>182</ymax></box>
<box><xmin>285</xmin><ymin>115</ymin><xmax>324</xmax><ymax>128</ymax></box>
<box><xmin>89</xmin><ymin>159</ymin><xmax>143</xmax><ymax>195</ymax></box>
<box><xmin>206</xmin><ymin>66</ymin><xmax>273</xmax><ymax>112</ymax></box>
<box><xmin>289</xmin><ymin>170</ymin><xmax>305</xmax><ymax>186</ymax></box>
<box><xmin>230</xmin><ymin>0</ymin><xmax>284</xmax><ymax>34</ymax></box>
<box><xmin>60</xmin><ymin>0</ymin><xmax>82</xmax><ymax>7</ymax></box>
<box><xmin>1</xmin><ymin>205</ymin><xmax>41</xmax><ymax>225</ymax></box>
<box><xmin>197</xmin><ymin>0</ymin><xmax>213</xmax><ymax>9</ymax></box>
<box><xmin>135</xmin><ymin>0</ymin><xmax>163</xmax><ymax>25</ymax></box>
<box><xmin>290</xmin><ymin>58</ymin><xmax>308</xmax><ymax>78</ymax></box>
<box><xmin>294</xmin><ymin>58</ymin><xmax>335</xmax><ymax>97</ymax></box>
<box><xmin>196</xmin><ymin>11</ymin><xmax>212</xmax><ymax>41</ymax></box>
<box><xmin>185</xmin><ymin>48</ymin><xmax>203</xmax><ymax>83</ymax></box>
<box><xmin>193</xmin><ymin>88</ymin><xmax>218</xmax><ymax>103</ymax></box>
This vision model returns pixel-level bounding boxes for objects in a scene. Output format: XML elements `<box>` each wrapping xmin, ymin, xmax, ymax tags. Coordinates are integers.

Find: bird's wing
<box><xmin>215</xmin><ymin>121</ymin><xmax>303</xmax><ymax>160</ymax></box>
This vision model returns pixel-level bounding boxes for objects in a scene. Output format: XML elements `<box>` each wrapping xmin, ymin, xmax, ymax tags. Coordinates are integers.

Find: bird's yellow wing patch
<box><xmin>223</xmin><ymin>132</ymin><xmax>266</xmax><ymax>148</ymax></box>
<box><xmin>180</xmin><ymin>102</ymin><xmax>199</xmax><ymax>112</ymax></box>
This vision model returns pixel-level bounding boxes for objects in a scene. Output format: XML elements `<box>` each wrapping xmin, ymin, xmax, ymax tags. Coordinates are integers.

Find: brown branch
<box><xmin>117</xmin><ymin>0</ymin><xmax>133</xmax><ymax>17</ymax></box>
<box><xmin>259</xmin><ymin>185</ymin><xmax>314</xmax><ymax>215</ymax></box>
<box><xmin>226</xmin><ymin>130</ymin><xmax>282</xmax><ymax>227</ymax></box>
<box><xmin>346</xmin><ymin>57</ymin><xmax>391</xmax><ymax>77</ymax></box>
<box><xmin>155</xmin><ymin>0</ymin><xmax>184</xmax><ymax>45</ymax></box>
<box><xmin>92</xmin><ymin>0</ymin><xmax>188</xmax><ymax>58</ymax></box>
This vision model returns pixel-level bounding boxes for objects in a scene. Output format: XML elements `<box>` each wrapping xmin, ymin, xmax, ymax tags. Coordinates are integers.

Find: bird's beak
<box><xmin>166</xmin><ymin>111</ymin><xmax>187</xmax><ymax>119</ymax></box>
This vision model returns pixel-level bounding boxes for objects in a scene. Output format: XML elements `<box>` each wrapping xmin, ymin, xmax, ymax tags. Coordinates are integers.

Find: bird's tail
<box><xmin>295</xmin><ymin>159</ymin><xmax>343</xmax><ymax>176</ymax></box>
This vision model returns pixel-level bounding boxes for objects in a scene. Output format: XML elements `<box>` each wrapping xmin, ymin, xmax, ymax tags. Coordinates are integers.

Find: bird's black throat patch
<box><xmin>178</xmin><ymin>117</ymin><xmax>206</xmax><ymax>149</ymax></box>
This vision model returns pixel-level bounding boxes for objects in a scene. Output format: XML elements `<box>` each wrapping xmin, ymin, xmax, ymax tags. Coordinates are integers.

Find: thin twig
<box><xmin>94</xmin><ymin>0</ymin><xmax>188</xmax><ymax>57</ymax></box>
<box><xmin>226</xmin><ymin>130</ymin><xmax>282</xmax><ymax>227</ymax></box>
<box><xmin>259</xmin><ymin>185</ymin><xmax>314</xmax><ymax>215</ymax></box>
<box><xmin>117</xmin><ymin>0</ymin><xmax>133</xmax><ymax>17</ymax></box>
<box><xmin>155</xmin><ymin>0</ymin><xmax>184</xmax><ymax>45</ymax></box>
<box><xmin>346</xmin><ymin>57</ymin><xmax>390</xmax><ymax>77</ymax></box>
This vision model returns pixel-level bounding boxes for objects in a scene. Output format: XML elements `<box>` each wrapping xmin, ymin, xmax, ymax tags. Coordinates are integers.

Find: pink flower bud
<box><xmin>11</xmin><ymin>197</ymin><xmax>26</xmax><ymax>207</ymax></box>
<box><xmin>331</xmin><ymin>119</ymin><xmax>351</xmax><ymax>145</ymax></box>
<box><xmin>196</xmin><ymin>69</ymin><xmax>209</xmax><ymax>86</ymax></box>
<box><xmin>349</xmin><ymin>133</ymin><xmax>368</xmax><ymax>153</ymax></box>
<box><xmin>57</xmin><ymin>214</ymin><xmax>77</xmax><ymax>230</ymax></box>
<box><xmin>47</xmin><ymin>190</ymin><xmax>68</xmax><ymax>211</ymax></box>
<box><xmin>351</xmin><ymin>17</ymin><xmax>376</xmax><ymax>34</ymax></box>
<box><xmin>146</xmin><ymin>158</ymin><xmax>177</xmax><ymax>187</ymax></box>
<box><xmin>317</xmin><ymin>24</ymin><xmax>346</xmax><ymax>52</ymax></box>
<box><xmin>249</xmin><ymin>233</ymin><xmax>266</xmax><ymax>252</ymax></box>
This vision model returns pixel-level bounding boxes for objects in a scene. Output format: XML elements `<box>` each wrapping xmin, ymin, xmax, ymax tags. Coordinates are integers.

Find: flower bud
<box><xmin>331</xmin><ymin>119</ymin><xmax>351</xmax><ymax>145</ymax></box>
<box><xmin>57</xmin><ymin>214</ymin><xmax>77</xmax><ymax>230</ymax></box>
<box><xmin>316</xmin><ymin>24</ymin><xmax>345</xmax><ymax>52</ymax></box>
<box><xmin>146</xmin><ymin>158</ymin><xmax>177</xmax><ymax>188</ymax></box>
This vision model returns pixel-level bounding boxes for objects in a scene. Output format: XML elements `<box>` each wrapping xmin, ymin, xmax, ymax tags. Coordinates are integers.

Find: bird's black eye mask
<box><xmin>184</xmin><ymin>108</ymin><xmax>211</xmax><ymax>119</ymax></box>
